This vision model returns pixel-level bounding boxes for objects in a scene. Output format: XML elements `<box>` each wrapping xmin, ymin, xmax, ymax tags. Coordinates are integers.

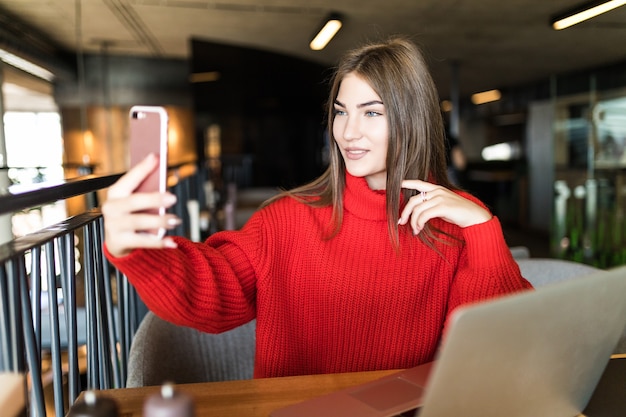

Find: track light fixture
<box><xmin>310</xmin><ymin>13</ymin><xmax>343</xmax><ymax>51</ymax></box>
<box><xmin>551</xmin><ymin>0</ymin><xmax>626</xmax><ymax>30</ymax></box>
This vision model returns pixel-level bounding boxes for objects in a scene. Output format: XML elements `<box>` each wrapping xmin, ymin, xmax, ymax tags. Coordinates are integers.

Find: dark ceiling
<box><xmin>1</xmin><ymin>0</ymin><xmax>626</xmax><ymax>101</ymax></box>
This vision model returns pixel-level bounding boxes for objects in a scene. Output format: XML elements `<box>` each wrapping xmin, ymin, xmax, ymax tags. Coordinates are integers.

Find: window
<box><xmin>3</xmin><ymin>111</ymin><xmax>66</xmax><ymax>237</ymax></box>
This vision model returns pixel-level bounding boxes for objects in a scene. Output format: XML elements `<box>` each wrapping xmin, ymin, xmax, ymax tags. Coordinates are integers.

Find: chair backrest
<box><xmin>516</xmin><ymin>258</ymin><xmax>600</xmax><ymax>287</ymax></box>
<box><xmin>516</xmin><ymin>258</ymin><xmax>626</xmax><ymax>354</ymax></box>
<box><xmin>126</xmin><ymin>312</ymin><xmax>256</xmax><ymax>387</ymax></box>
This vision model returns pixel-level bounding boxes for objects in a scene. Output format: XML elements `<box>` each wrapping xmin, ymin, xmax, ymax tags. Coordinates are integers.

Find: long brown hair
<box><xmin>265</xmin><ymin>36</ymin><xmax>454</xmax><ymax>249</ymax></box>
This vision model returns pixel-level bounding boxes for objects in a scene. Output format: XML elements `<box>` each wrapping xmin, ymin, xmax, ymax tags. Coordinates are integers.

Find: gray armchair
<box><xmin>516</xmin><ymin>258</ymin><xmax>600</xmax><ymax>287</ymax></box>
<box><xmin>126</xmin><ymin>314</ymin><xmax>255</xmax><ymax>387</ymax></box>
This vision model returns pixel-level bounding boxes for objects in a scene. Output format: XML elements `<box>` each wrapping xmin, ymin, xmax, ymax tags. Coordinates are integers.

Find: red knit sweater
<box><xmin>105</xmin><ymin>173</ymin><xmax>532</xmax><ymax>378</ymax></box>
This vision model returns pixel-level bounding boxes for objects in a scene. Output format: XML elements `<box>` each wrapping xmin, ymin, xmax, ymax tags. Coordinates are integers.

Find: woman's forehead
<box><xmin>336</xmin><ymin>73</ymin><xmax>382</xmax><ymax>103</ymax></box>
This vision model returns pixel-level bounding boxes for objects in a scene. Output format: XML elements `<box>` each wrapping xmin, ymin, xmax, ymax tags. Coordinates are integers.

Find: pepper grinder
<box><xmin>67</xmin><ymin>390</ymin><xmax>119</xmax><ymax>417</ymax></box>
<box><xmin>143</xmin><ymin>382</ymin><xmax>195</xmax><ymax>417</ymax></box>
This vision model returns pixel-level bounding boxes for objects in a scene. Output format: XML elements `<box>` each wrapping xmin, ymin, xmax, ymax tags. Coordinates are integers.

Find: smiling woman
<box><xmin>101</xmin><ymin>37</ymin><xmax>532</xmax><ymax>382</ymax></box>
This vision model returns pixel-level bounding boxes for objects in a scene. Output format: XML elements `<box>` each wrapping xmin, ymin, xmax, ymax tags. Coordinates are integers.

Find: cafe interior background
<box><xmin>2</xmin><ymin>1</ymin><xmax>626</xmax><ymax>416</ymax></box>
<box><xmin>2</xmin><ymin>0</ymin><xmax>626</xmax><ymax>268</ymax></box>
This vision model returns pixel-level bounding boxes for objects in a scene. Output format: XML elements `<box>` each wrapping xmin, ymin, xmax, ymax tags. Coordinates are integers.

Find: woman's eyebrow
<box><xmin>334</xmin><ymin>99</ymin><xmax>384</xmax><ymax>108</ymax></box>
<box><xmin>357</xmin><ymin>100</ymin><xmax>384</xmax><ymax>108</ymax></box>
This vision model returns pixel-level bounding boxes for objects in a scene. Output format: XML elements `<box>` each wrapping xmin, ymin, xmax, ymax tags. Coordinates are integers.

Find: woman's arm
<box><xmin>104</xmin><ymin>231</ymin><xmax>258</xmax><ymax>333</ymax></box>
<box><xmin>446</xmin><ymin>216</ymin><xmax>533</xmax><ymax>313</ymax></box>
<box><xmin>102</xmin><ymin>154</ymin><xmax>258</xmax><ymax>332</ymax></box>
<box><xmin>398</xmin><ymin>179</ymin><xmax>532</xmax><ymax>310</ymax></box>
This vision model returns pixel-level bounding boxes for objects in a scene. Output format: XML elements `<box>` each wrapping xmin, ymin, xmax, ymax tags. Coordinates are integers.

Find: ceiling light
<box><xmin>551</xmin><ymin>0</ymin><xmax>626</xmax><ymax>30</ymax></box>
<box><xmin>310</xmin><ymin>13</ymin><xmax>343</xmax><ymax>51</ymax></box>
<box><xmin>471</xmin><ymin>89</ymin><xmax>501</xmax><ymax>105</ymax></box>
<box><xmin>0</xmin><ymin>48</ymin><xmax>55</xmax><ymax>82</ymax></box>
<box><xmin>189</xmin><ymin>71</ymin><xmax>221</xmax><ymax>83</ymax></box>
<box><xmin>481</xmin><ymin>142</ymin><xmax>522</xmax><ymax>161</ymax></box>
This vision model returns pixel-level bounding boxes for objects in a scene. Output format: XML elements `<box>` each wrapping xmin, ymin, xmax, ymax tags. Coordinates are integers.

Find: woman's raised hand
<box><xmin>398</xmin><ymin>179</ymin><xmax>492</xmax><ymax>235</ymax></box>
<box><xmin>102</xmin><ymin>154</ymin><xmax>180</xmax><ymax>257</ymax></box>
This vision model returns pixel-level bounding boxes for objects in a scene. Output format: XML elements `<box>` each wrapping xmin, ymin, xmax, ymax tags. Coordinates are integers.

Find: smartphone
<box><xmin>129</xmin><ymin>105</ymin><xmax>169</xmax><ymax>237</ymax></box>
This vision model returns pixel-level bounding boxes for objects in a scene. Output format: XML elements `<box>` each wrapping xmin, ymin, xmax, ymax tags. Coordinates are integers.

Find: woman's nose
<box><xmin>342</xmin><ymin>116</ymin><xmax>361</xmax><ymax>141</ymax></box>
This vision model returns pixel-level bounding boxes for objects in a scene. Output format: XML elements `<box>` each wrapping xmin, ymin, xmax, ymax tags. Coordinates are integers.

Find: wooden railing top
<box><xmin>0</xmin><ymin>160</ymin><xmax>199</xmax><ymax>217</ymax></box>
<box><xmin>0</xmin><ymin>173</ymin><xmax>123</xmax><ymax>216</ymax></box>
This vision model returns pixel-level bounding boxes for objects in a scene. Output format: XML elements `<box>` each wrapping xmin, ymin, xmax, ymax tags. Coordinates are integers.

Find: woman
<box><xmin>103</xmin><ymin>37</ymin><xmax>532</xmax><ymax>378</ymax></box>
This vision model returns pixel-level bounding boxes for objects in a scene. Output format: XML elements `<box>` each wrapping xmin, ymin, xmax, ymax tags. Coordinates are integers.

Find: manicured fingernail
<box><xmin>163</xmin><ymin>193</ymin><xmax>177</xmax><ymax>205</ymax></box>
<box><xmin>163</xmin><ymin>238</ymin><xmax>177</xmax><ymax>249</ymax></box>
<box><xmin>167</xmin><ymin>217</ymin><xmax>182</xmax><ymax>226</ymax></box>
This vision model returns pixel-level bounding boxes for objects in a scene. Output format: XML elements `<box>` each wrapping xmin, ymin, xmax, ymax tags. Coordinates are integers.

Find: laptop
<box><xmin>271</xmin><ymin>265</ymin><xmax>626</xmax><ymax>417</ymax></box>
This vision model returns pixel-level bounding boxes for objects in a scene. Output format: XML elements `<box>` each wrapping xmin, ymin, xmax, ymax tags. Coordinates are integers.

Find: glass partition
<box><xmin>552</xmin><ymin>78</ymin><xmax>626</xmax><ymax>267</ymax></box>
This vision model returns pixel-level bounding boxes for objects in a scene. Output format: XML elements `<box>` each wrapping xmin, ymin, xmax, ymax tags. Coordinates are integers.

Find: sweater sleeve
<box><xmin>103</xmin><ymin>213</ymin><xmax>267</xmax><ymax>333</ymax></box>
<box><xmin>445</xmin><ymin>215</ymin><xmax>533</xmax><ymax>316</ymax></box>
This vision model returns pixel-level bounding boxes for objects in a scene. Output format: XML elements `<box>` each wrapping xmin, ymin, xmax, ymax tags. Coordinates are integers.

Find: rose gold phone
<box><xmin>129</xmin><ymin>105</ymin><xmax>169</xmax><ymax>237</ymax></box>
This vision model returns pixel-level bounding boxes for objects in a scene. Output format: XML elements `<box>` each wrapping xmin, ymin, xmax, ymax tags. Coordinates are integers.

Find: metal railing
<box><xmin>0</xmin><ymin>163</ymin><xmax>205</xmax><ymax>417</ymax></box>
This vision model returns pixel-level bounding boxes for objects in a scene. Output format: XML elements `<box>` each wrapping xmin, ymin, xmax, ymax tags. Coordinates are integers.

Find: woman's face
<box><xmin>333</xmin><ymin>72</ymin><xmax>389</xmax><ymax>190</ymax></box>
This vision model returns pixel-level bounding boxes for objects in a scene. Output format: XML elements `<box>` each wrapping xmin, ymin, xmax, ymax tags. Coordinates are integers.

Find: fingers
<box><xmin>102</xmin><ymin>191</ymin><xmax>178</xmax><ymax>225</ymax></box>
<box><xmin>107</xmin><ymin>211</ymin><xmax>180</xmax><ymax>238</ymax></box>
<box><xmin>406</xmin><ymin>200</ymin><xmax>434</xmax><ymax>235</ymax></box>
<box><xmin>400</xmin><ymin>179</ymin><xmax>434</xmax><ymax>193</ymax></box>
<box><xmin>398</xmin><ymin>188</ymin><xmax>441</xmax><ymax>235</ymax></box>
<box><xmin>399</xmin><ymin>180</ymin><xmax>438</xmax><ymax>218</ymax></box>
<box><xmin>103</xmin><ymin>214</ymin><xmax>181</xmax><ymax>258</ymax></box>
<box><xmin>102</xmin><ymin>155</ymin><xmax>182</xmax><ymax>257</ymax></box>
<box><xmin>113</xmin><ymin>192</ymin><xmax>177</xmax><ymax>215</ymax></box>
<box><xmin>102</xmin><ymin>191</ymin><xmax>181</xmax><ymax>257</ymax></box>
<box><xmin>398</xmin><ymin>180</ymin><xmax>492</xmax><ymax>235</ymax></box>
<box><xmin>106</xmin><ymin>231</ymin><xmax>179</xmax><ymax>258</ymax></box>
<box><xmin>107</xmin><ymin>153</ymin><xmax>159</xmax><ymax>199</ymax></box>
<box><xmin>398</xmin><ymin>179</ymin><xmax>437</xmax><ymax>228</ymax></box>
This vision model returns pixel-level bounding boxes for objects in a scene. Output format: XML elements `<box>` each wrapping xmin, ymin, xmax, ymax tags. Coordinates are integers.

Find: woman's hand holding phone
<box><xmin>102</xmin><ymin>154</ymin><xmax>181</xmax><ymax>258</ymax></box>
<box><xmin>103</xmin><ymin>105</ymin><xmax>180</xmax><ymax>258</ymax></box>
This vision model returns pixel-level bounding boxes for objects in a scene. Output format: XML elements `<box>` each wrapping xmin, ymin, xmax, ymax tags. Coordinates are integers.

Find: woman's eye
<box><xmin>333</xmin><ymin>108</ymin><xmax>347</xmax><ymax>116</ymax></box>
<box><xmin>365</xmin><ymin>110</ymin><xmax>382</xmax><ymax>117</ymax></box>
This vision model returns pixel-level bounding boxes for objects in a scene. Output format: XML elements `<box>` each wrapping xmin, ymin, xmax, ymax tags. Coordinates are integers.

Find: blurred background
<box><xmin>2</xmin><ymin>0</ymin><xmax>626</xmax><ymax>265</ymax></box>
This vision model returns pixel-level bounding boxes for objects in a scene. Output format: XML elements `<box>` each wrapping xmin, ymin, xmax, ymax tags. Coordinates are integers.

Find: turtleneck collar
<box><xmin>343</xmin><ymin>172</ymin><xmax>388</xmax><ymax>221</ymax></box>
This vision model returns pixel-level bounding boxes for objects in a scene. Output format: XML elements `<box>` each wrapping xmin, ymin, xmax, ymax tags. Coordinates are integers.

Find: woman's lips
<box><xmin>344</xmin><ymin>148</ymin><xmax>368</xmax><ymax>160</ymax></box>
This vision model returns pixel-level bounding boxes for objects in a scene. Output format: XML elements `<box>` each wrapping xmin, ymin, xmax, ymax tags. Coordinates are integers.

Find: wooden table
<box><xmin>76</xmin><ymin>357</ymin><xmax>626</xmax><ymax>417</ymax></box>
<box><xmin>82</xmin><ymin>369</ymin><xmax>399</xmax><ymax>417</ymax></box>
